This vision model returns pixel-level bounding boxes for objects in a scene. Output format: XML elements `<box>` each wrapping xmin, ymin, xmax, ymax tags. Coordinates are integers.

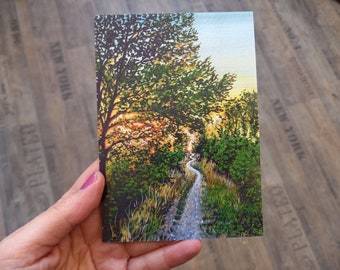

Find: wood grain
<box><xmin>0</xmin><ymin>0</ymin><xmax>339</xmax><ymax>269</ymax></box>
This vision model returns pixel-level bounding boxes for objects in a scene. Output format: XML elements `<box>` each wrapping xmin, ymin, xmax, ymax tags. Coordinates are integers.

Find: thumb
<box><xmin>6</xmin><ymin>160</ymin><xmax>105</xmax><ymax>250</ymax></box>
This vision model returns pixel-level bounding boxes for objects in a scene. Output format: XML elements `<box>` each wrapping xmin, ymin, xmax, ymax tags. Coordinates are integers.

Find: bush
<box><xmin>102</xmin><ymin>144</ymin><xmax>186</xmax><ymax>240</ymax></box>
<box><xmin>197</xmin><ymin>133</ymin><xmax>263</xmax><ymax>236</ymax></box>
<box><xmin>198</xmin><ymin>132</ymin><xmax>255</xmax><ymax>175</ymax></box>
<box><xmin>229</xmin><ymin>140</ymin><xmax>259</xmax><ymax>186</ymax></box>
<box><xmin>229</xmin><ymin>141</ymin><xmax>263</xmax><ymax>235</ymax></box>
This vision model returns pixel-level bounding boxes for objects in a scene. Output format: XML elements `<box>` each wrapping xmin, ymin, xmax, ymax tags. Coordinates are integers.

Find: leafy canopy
<box><xmin>95</xmin><ymin>13</ymin><xmax>235</xmax><ymax>164</ymax></box>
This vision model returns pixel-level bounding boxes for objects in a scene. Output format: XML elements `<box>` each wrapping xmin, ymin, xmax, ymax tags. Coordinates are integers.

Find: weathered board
<box><xmin>0</xmin><ymin>0</ymin><xmax>339</xmax><ymax>269</ymax></box>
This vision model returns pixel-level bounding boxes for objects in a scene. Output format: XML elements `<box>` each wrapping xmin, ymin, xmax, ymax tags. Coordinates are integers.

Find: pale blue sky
<box><xmin>194</xmin><ymin>12</ymin><xmax>257</xmax><ymax>95</ymax></box>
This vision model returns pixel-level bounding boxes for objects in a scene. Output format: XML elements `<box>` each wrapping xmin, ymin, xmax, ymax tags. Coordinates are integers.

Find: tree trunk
<box><xmin>99</xmin><ymin>148</ymin><xmax>109</xmax><ymax>176</ymax></box>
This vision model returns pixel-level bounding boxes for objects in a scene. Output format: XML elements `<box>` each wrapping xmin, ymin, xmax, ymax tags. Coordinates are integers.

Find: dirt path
<box><xmin>158</xmin><ymin>155</ymin><xmax>203</xmax><ymax>240</ymax></box>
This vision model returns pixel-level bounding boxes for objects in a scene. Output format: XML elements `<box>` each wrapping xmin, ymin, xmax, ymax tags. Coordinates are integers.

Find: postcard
<box><xmin>95</xmin><ymin>12</ymin><xmax>262</xmax><ymax>242</ymax></box>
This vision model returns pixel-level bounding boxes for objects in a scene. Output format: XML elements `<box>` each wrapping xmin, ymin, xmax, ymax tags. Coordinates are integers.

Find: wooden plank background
<box><xmin>0</xmin><ymin>0</ymin><xmax>339</xmax><ymax>269</ymax></box>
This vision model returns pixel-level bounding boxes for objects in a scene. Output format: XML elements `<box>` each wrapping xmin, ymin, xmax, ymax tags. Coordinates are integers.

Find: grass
<box><xmin>116</xmin><ymin>157</ymin><xmax>194</xmax><ymax>242</ymax></box>
<box><xmin>117</xmin><ymin>179</ymin><xmax>179</xmax><ymax>241</ymax></box>
<box><xmin>200</xmin><ymin>158</ymin><xmax>246</xmax><ymax>237</ymax></box>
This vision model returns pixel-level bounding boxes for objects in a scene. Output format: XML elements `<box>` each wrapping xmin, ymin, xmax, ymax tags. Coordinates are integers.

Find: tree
<box><xmin>95</xmin><ymin>13</ymin><xmax>234</xmax><ymax>175</ymax></box>
<box><xmin>217</xmin><ymin>90</ymin><xmax>259</xmax><ymax>140</ymax></box>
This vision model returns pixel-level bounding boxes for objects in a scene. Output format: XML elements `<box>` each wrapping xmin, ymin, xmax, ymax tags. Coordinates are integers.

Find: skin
<box><xmin>0</xmin><ymin>160</ymin><xmax>201</xmax><ymax>269</ymax></box>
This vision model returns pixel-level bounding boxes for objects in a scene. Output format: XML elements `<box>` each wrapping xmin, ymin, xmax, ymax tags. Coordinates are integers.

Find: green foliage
<box><xmin>198</xmin><ymin>135</ymin><xmax>262</xmax><ymax>236</ymax></box>
<box><xmin>119</xmin><ymin>146</ymin><xmax>183</xmax><ymax>196</ymax></box>
<box><xmin>101</xmin><ymin>145</ymin><xmax>186</xmax><ymax>240</ymax></box>
<box><xmin>96</xmin><ymin>13</ymin><xmax>235</xmax><ymax>173</ymax></box>
<box><xmin>200</xmin><ymin>157</ymin><xmax>262</xmax><ymax>237</ymax></box>
<box><xmin>196</xmin><ymin>89</ymin><xmax>262</xmax><ymax>236</ymax></box>
<box><xmin>197</xmin><ymin>90</ymin><xmax>260</xmax><ymax>175</ymax></box>
<box><xmin>201</xmin><ymin>182</ymin><xmax>244</xmax><ymax>237</ymax></box>
<box><xmin>199</xmin><ymin>133</ymin><xmax>248</xmax><ymax>175</ymax></box>
<box><xmin>118</xmin><ymin>184</ymin><xmax>176</xmax><ymax>241</ymax></box>
<box><xmin>229</xmin><ymin>142</ymin><xmax>260</xmax><ymax>186</ymax></box>
<box><xmin>200</xmin><ymin>159</ymin><xmax>243</xmax><ymax>237</ymax></box>
<box><xmin>230</xmin><ymin>142</ymin><xmax>262</xmax><ymax>235</ymax></box>
<box><xmin>150</xmin><ymin>145</ymin><xmax>185</xmax><ymax>173</ymax></box>
<box><xmin>221</xmin><ymin>90</ymin><xmax>259</xmax><ymax>139</ymax></box>
<box><xmin>109</xmin><ymin>162</ymin><xmax>192</xmax><ymax>241</ymax></box>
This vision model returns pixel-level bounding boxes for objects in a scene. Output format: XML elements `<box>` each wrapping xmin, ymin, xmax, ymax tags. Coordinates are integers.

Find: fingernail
<box><xmin>80</xmin><ymin>172</ymin><xmax>97</xmax><ymax>190</ymax></box>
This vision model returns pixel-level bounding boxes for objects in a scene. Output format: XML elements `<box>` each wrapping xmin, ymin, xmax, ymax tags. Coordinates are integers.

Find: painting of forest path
<box><xmin>95</xmin><ymin>12</ymin><xmax>263</xmax><ymax>242</ymax></box>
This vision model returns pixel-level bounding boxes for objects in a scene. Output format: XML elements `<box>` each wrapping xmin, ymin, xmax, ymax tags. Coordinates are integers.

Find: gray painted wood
<box><xmin>0</xmin><ymin>0</ymin><xmax>339</xmax><ymax>269</ymax></box>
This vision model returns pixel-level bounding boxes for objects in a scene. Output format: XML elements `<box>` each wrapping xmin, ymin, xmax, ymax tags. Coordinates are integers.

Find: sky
<box><xmin>193</xmin><ymin>12</ymin><xmax>257</xmax><ymax>96</ymax></box>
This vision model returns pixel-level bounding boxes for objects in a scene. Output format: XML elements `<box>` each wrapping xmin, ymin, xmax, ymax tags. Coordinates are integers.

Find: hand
<box><xmin>0</xmin><ymin>160</ymin><xmax>201</xmax><ymax>269</ymax></box>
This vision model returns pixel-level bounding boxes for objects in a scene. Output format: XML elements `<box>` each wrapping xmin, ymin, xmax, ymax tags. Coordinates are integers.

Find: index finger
<box><xmin>127</xmin><ymin>240</ymin><xmax>201</xmax><ymax>270</ymax></box>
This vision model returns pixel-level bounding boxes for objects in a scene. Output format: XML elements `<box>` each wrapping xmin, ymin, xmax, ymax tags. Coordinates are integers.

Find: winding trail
<box><xmin>158</xmin><ymin>154</ymin><xmax>203</xmax><ymax>240</ymax></box>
